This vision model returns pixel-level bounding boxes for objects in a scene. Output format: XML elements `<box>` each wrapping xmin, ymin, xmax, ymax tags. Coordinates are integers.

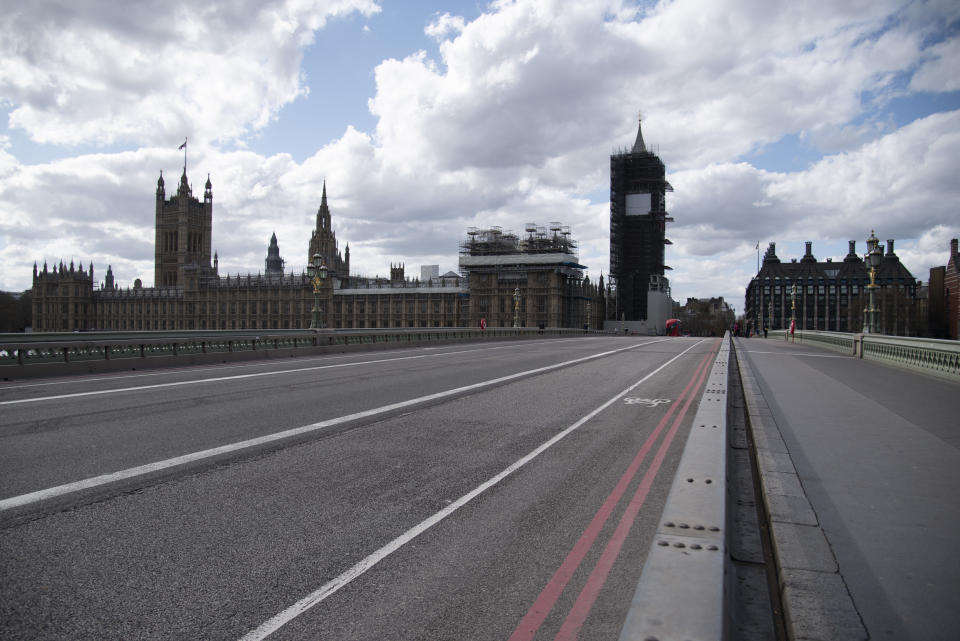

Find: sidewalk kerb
<box><xmin>733</xmin><ymin>338</ymin><xmax>867</xmax><ymax>641</ymax></box>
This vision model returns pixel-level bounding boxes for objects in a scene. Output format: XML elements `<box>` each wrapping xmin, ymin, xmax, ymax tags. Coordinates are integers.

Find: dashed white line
<box><xmin>0</xmin><ymin>340</ymin><xmax>671</xmax><ymax>512</ymax></box>
<box><xmin>0</xmin><ymin>339</ymin><xmax>591</xmax><ymax>406</ymax></box>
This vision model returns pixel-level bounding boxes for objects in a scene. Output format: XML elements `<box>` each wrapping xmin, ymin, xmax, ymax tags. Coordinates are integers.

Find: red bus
<box><xmin>665</xmin><ymin>318</ymin><xmax>681</xmax><ymax>336</ymax></box>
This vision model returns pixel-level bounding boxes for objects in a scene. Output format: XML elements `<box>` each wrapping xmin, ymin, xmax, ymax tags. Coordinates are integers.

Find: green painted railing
<box><xmin>0</xmin><ymin>327</ymin><xmax>604</xmax><ymax>369</ymax></box>
<box><xmin>769</xmin><ymin>329</ymin><xmax>959</xmax><ymax>382</ymax></box>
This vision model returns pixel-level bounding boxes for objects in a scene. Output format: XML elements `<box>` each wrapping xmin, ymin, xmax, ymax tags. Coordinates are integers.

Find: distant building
<box><xmin>458</xmin><ymin>224</ymin><xmax>604</xmax><ymax>329</ymax></box>
<box><xmin>943</xmin><ymin>238</ymin><xmax>960</xmax><ymax>340</ymax></box>
<box><xmin>608</xmin><ymin>117</ymin><xmax>673</xmax><ymax>328</ymax></box>
<box><xmin>674</xmin><ymin>297</ymin><xmax>734</xmax><ymax>337</ymax></box>
<box><xmin>744</xmin><ymin>240</ymin><xmax>920</xmax><ymax>336</ymax></box>
<box><xmin>928</xmin><ymin>265</ymin><xmax>946</xmax><ymax>338</ymax></box>
<box><xmin>30</xmin><ymin>172</ymin><xmax>601</xmax><ymax>332</ymax></box>
<box><xmin>420</xmin><ymin>265</ymin><xmax>439</xmax><ymax>282</ymax></box>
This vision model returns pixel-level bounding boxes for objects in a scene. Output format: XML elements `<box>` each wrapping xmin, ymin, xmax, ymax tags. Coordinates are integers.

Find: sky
<box><xmin>2</xmin><ymin>0</ymin><xmax>959</xmax><ymax>317</ymax></box>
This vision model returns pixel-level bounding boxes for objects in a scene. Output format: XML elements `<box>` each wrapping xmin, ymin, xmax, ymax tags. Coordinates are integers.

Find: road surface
<box><xmin>1</xmin><ymin>336</ymin><xmax>719</xmax><ymax>641</ymax></box>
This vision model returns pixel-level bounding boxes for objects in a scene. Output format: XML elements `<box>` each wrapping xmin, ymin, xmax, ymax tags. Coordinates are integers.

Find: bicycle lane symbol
<box><xmin>623</xmin><ymin>398</ymin><xmax>672</xmax><ymax>407</ymax></box>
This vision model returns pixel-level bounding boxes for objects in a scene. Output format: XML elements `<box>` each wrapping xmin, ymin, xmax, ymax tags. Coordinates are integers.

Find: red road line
<box><xmin>552</xmin><ymin>339</ymin><xmax>720</xmax><ymax>641</ymax></box>
<box><xmin>506</xmin><ymin>346</ymin><xmax>715</xmax><ymax>641</ymax></box>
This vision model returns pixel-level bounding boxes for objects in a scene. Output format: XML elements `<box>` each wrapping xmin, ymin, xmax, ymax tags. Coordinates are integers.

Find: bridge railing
<box><xmin>769</xmin><ymin>329</ymin><xmax>960</xmax><ymax>382</ymax></box>
<box><xmin>0</xmin><ymin>327</ymin><xmax>604</xmax><ymax>372</ymax></box>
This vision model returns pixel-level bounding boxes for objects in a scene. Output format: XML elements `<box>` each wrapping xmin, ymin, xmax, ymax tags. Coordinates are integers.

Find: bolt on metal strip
<box><xmin>619</xmin><ymin>335</ymin><xmax>730</xmax><ymax>641</ymax></box>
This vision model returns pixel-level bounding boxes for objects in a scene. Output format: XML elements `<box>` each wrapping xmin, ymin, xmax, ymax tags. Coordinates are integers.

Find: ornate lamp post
<box><xmin>512</xmin><ymin>286</ymin><xmax>521</xmax><ymax>328</ymax></box>
<box><xmin>767</xmin><ymin>286</ymin><xmax>773</xmax><ymax>336</ymax></box>
<box><xmin>790</xmin><ymin>283</ymin><xmax>797</xmax><ymax>342</ymax></box>
<box><xmin>754</xmin><ymin>277</ymin><xmax>761</xmax><ymax>337</ymax></box>
<box><xmin>308</xmin><ymin>253</ymin><xmax>328</xmax><ymax>330</ymax></box>
<box><xmin>864</xmin><ymin>231</ymin><xmax>882</xmax><ymax>334</ymax></box>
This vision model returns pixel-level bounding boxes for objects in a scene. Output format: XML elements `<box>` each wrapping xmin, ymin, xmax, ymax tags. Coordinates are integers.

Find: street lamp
<box><xmin>512</xmin><ymin>286</ymin><xmax>521</xmax><ymax>328</ymax></box>
<box><xmin>789</xmin><ymin>283</ymin><xmax>797</xmax><ymax>342</ymax></box>
<box><xmin>767</xmin><ymin>286</ymin><xmax>773</xmax><ymax>336</ymax></box>
<box><xmin>754</xmin><ymin>277</ymin><xmax>761</xmax><ymax>338</ymax></box>
<box><xmin>863</xmin><ymin>231</ymin><xmax>882</xmax><ymax>334</ymax></box>
<box><xmin>309</xmin><ymin>252</ymin><xmax>328</xmax><ymax>329</ymax></box>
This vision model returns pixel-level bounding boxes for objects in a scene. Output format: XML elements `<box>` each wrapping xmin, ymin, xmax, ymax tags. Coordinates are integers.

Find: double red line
<box><xmin>508</xmin><ymin>340</ymin><xmax>720</xmax><ymax>641</ymax></box>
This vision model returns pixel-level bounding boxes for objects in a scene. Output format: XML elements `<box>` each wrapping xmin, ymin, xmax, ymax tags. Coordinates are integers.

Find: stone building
<box><xmin>674</xmin><ymin>296</ymin><xmax>735</xmax><ymax>337</ymax></box>
<box><xmin>744</xmin><ymin>239</ymin><xmax>920</xmax><ymax>336</ymax></box>
<box><xmin>31</xmin><ymin>171</ymin><xmax>602</xmax><ymax>332</ymax></box>
<box><xmin>943</xmin><ymin>238</ymin><xmax>960</xmax><ymax>340</ymax></box>
<box><xmin>458</xmin><ymin>224</ymin><xmax>605</xmax><ymax>329</ymax></box>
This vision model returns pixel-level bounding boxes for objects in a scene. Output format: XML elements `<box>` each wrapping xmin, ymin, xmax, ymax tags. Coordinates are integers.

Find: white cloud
<box><xmin>425</xmin><ymin>12</ymin><xmax>466</xmax><ymax>40</ymax></box>
<box><xmin>0</xmin><ymin>0</ymin><xmax>381</xmax><ymax>147</ymax></box>
<box><xmin>910</xmin><ymin>35</ymin><xmax>960</xmax><ymax>92</ymax></box>
<box><xmin>2</xmin><ymin>0</ymin><xmax>959</xmax><ymax>315</ymax></box>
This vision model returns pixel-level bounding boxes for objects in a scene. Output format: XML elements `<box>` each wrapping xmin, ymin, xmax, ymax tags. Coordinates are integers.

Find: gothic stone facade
<box><xmin>458</xmin><ymin>226</ymin><xmax>605</xmax><ymax>330</ymax></box>
<box><xmin>31</xmin><ymin>172</ymin><xmax>602</xmax><ymax>332</ymax></box>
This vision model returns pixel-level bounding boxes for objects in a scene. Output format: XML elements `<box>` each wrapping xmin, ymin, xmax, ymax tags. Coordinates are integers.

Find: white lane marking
<box><xmin>0</xmin><ymin>338</ymin><xmax>579</xmax><ymax>392</ymax></box>
<box><xmin>623</xmin><ymin>398</ymin><xmax>672</xmax><ymax>407</ymax></box>
<box><xmin>0</xmin><ymin>340</ymin><xmax>673</xmax><ymax>512</ymax></box>
<box><xmin>237</xmin><ymin>338</ymin><xmax>707</xmax><ymax>641</ymax></box>
<box><xmin>0</xmin><ymin>338</ymin><xmax>602</xmax><ymax>406</ymax></box>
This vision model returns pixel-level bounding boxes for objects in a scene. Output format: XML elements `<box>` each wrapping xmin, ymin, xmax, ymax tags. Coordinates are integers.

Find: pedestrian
<box><xmin>763</xmin><ymin>325</ymin><xmax>768</xmax><ymax>339</ymax></box>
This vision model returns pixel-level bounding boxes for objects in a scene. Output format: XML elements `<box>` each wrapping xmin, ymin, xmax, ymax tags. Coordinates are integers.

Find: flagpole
<box><xmin>179</xmin><ymin>138</ymin><xmax>188</xmax><ymax>175</ymax></box>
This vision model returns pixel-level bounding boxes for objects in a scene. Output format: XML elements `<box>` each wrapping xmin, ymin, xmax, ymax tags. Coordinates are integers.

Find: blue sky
<box><xmin>253</xmin><ymin>1</ymin><xmax>485</xmax><ymax>162</ymax></box>
<box><xmin>2</xmin><ymin>0</ymin><xmax>959</xmax><ymax>315</ymax></box>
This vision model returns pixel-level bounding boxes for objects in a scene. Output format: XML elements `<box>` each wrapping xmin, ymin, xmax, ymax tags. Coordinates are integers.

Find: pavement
<box><xmin>733</xmin><ymin>336</ymin><xmax>960</xmax><ymax>641</ymax></box>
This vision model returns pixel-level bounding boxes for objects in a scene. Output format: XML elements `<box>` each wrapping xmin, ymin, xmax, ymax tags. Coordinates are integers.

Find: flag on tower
<box><xmin>178</xmin><ymin>139</ymin><xmax>187</xmax><ymax>150</ymax></box>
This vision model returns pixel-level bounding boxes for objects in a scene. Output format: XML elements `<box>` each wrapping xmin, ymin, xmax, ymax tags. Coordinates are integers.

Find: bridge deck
<box><xmin>735</xmin><ymin>336</ymin><xmax>960</xmax><ymax>641</ymax></box>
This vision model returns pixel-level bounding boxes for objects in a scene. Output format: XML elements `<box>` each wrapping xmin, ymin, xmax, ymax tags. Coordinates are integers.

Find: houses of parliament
<box><xmin>30</xmin><ymin>168</ymin><xmax>605</xmax><ymax>333</ymax></box>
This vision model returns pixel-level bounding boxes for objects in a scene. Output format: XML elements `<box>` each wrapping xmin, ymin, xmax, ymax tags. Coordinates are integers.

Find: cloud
<box><xmin>2</xmin><ymin>0</ymin><xmax>959</xmax><ymax>314</ymax></box>
<box><xmin>0</xmin><ymin>0</ymin><xmax>381</xmax><ymax>147</ymax></box>
<box><xmin>910</xmin><ymin>35</ymin><xmax>960</xmax><ymax>92</ymax></box>
<box><xmin>425</xmin><ymin>12</ymin><xmax>465</xmax><ymax>40</ymax></box>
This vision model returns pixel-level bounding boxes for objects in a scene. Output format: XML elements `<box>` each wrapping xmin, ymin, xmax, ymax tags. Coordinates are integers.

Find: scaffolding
<box><xmin>609</xmin><ymin>144</ymin><xmax>673</xmax><ymax>322</ymax></box>
<box><xmin>460</xmin><ymin>222</ymin><xmax>578</xmax><ymax>258</ymax></box>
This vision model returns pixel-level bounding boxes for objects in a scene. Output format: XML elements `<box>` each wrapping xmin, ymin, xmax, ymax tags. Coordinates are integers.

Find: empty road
<box><xmin>1</xmin><ymin>336</ymin><xmax>720</xmax><ymax>641</ymax></box>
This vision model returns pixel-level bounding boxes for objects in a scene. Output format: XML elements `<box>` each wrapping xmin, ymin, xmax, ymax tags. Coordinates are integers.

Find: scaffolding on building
<box><xmin>460</xmin><ymin>223</ymin><xmax>578</xmax><ymax>258</ymax></box>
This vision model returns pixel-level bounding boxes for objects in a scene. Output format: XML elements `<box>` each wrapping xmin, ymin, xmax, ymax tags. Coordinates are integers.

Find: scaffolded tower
<box><xmin>609</xmin><ymin>117</ymin><xmax>673</xmax><ymax>321</ymax></box>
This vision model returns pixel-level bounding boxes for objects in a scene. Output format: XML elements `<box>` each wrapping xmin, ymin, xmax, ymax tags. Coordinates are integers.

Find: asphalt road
<box><xmin>1</xmin><ymin>335</ymin><xmax>719</xmax><ymax>641</ymax></box>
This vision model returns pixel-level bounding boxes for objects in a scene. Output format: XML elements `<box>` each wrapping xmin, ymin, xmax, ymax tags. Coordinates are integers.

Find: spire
<box><xmin>179</xmin><ymin>167</ymin><xmax>190</xmax><ymax>197</ymax></box>
<box><xmin>632</xmin><ymin>112</ymin><xmax>646</xmax><ymax>153</ymax></box>
<box><xmin>316</xmin><ymin>180</ymin><xmax>331</xmax><ymax>231</ymax></box>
